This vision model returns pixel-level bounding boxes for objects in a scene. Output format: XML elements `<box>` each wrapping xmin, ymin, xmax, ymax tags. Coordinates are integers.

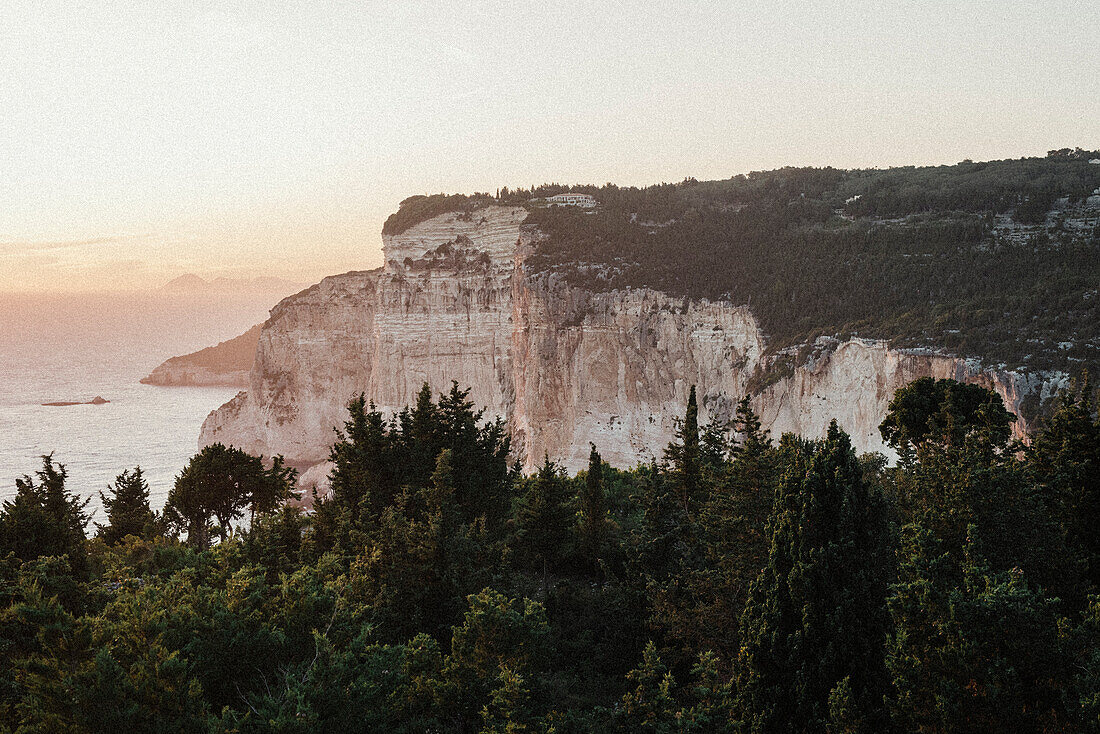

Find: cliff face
<box><xmin>200</xmin><ymin>206</ymin><xmax>1064</xmax><ymax>480</ymax></box>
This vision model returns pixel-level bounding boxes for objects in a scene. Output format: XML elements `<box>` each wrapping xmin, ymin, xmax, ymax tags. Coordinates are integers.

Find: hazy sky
<box><xmin>2</xmin><ymin>1</ymin><xmax>1098</xmax><ymax>292</ymax></box>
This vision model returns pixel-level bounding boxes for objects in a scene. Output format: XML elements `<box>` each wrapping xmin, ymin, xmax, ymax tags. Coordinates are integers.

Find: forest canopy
<box><xmin>2</xmin><ymin>377</ymin><xmax>1100</xmax><ymax>731</ymax></box>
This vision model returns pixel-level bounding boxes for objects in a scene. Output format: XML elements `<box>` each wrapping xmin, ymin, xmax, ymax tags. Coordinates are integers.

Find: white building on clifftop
<box><xmin>546</xmin><ymin>193</ymin><xmax>597</xmax><ymax>207</ymax></box>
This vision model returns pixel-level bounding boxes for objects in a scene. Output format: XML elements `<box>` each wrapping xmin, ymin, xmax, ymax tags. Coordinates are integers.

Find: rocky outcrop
<box><xmin>42</xmin><ymin>396</ymin><xmax>110</xmax><ymax>407</ymax></box>
<box><xmin>200</xmin><ymin>206</ymin><xmax>1065</xmax><ymax>484</ymax></box>
<box><xmin>142</xmin><ymin>325</ymin><xmax>262</xmax><ymax>387</ymax></box>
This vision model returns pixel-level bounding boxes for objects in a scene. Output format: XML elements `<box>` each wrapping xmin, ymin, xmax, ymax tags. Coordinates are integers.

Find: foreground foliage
<box><xmin>2</xmin><ymin>377</ymin><xmax>1099</xmax><ymax>732</ymax></box>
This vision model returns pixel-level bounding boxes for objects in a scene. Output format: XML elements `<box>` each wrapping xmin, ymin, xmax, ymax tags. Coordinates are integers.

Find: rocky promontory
<box><xmin>142</xmin><ymin>325</ymin><xmax>262</xmax><ymax>388</ymax></box>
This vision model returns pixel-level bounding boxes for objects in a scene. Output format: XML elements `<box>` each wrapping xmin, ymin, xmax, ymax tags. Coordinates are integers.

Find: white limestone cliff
<box><xmin>200</xmin><ymin>205</ymin><xmax>1064</xmax><ymax>486</ymax></box>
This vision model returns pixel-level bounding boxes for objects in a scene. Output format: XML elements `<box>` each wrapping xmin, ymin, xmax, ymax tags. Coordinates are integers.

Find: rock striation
<box><xmin>200</xmin><ymin>205</ymin><xmax>1066</xmax><ymax>485</ymax></box>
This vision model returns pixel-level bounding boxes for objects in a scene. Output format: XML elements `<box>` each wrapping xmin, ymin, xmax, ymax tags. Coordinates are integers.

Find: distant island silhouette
<box><xmin>158</xmin><ymin>274</ymin><xmax>306</xmax><ymax>295</ymax></box>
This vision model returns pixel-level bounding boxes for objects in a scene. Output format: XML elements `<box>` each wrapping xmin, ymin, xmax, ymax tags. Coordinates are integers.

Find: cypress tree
<box><xmin>736</xmin><ymin>422</ymin><xmax>892</xmax><ymax>733</ymax></box>
<box><xmin>1024</xmin><ymin>378</ymin><xmax>1100</xmax><ymax>590</ymax></box>
<box><xmin>664</xmin><ymin>385</ymin><xmax>702</xmax><ymax>517</ymax></box>
<box><xmin>578</xmin><ymin>444</ymin><xmax>609</xmax><ymax>571</ymax></box>
<box><xmin>515</xmin><ymin>457</ymin><xmax>573</xmax><ymax>593</ymax></box>
<box><xmin>97</xmin><ymin>467</ymin><xmax>154</xmax><ymax>544</ymax></box>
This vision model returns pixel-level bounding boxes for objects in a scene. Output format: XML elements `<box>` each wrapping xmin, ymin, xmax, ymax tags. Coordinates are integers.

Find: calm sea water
<box><xmin>0</xmin><ymin>292</ymin><xmax>283</xmax><ymax>521</ymax></box>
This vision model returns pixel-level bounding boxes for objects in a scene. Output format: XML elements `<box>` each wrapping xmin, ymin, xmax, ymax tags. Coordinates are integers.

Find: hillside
<box><xmin>515</xmin><ymin>150</ymin><xmax>1100</xmax><ymax>376</ymax></box>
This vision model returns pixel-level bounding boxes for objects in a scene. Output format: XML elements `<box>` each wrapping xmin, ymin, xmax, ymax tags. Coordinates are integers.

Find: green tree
<box><xmin>879</xmin><ymin>377</ymin><xmax>1015</xmax><ymax>458</ymax></box>
<box><xmin>245</xmin><ymin>504</ymin><xmax>308</xmax><ymax>576</ymax></box>
<box><xmin>328</xmin><ymin>394</ymin><xmax>398</xmax><ymax>526</ymax></box>
<box><xmin>664</xmin><ymin>385</ymin><xmax>703</xmax><ymax>516</ymax></box>
<box><xmin>0</xmin><ymin>455</ymin><xmax>90</xmax><ymax>576</ymax></box>
<box><xmin>888</xmin><ymin>524</ymin><xmax>1070</xmax><ymax>731</ymax></box>
<box><xmin>515</xmin><ymin>457</ymin><xmax>573</xmax><ymax>592</ymax></box>
<box><xmin>700</xmin><ymin>415</ymin><xmax>732</xmax><ymax>476</ymax></box>
<box><xmin>619</xmin><ymin>641</ymin><xmax>679</xmax><ymax>732</ymax></box>
<box><xmin>736</xmin><ymin>422</ymin><xmax>892</xmax><ymax>733</ymax></box>
<box><xmin>438</xmin><ymin>588</ymin><xmax>550</xmax><ymax>729</ymax></box>
<box><xmin>353</xmin><ymin>450</ymin><xmax>496</xmax><ymax>643</ymax></box>
<box><xmin>617</xmin><ymin>642</ymin><xmax>737</xmax><ymax>733</ymax></box>
<box><xmin>96</xmin><ymin>467</ymin><xmax>154</xmax><ymax>545</ymax></box>
<box><xmin>1072</xmin><ymin>595</ymin><xmax>1100</xmax><ymax>730</ymax></box>
<box><xmin>891</xmin><ymin>400</ymin><xmax>1076</xmax><ymax>605</ymax></box>
<box><xmin>252</xmin><ymin>454</ymin><xmax>298</xmax><ymax>522</ymax></box>
<box><xmin>327</xmin><ymin>383</ymin><xmax>514</xmax><ymax>540</ymax></box>
<box><xmin>400</xmin><ymin>382</ymin><xmax>445</xmax><ymax>491</ymax></box>
<box><xmin>163</xmin><ymin>444</ymin><xmax>286</xmax><ymax>550</ymax></box>
<box><xmin>1025</xmin><ymin>379</ymin><xmax>1100</xmax><ymax>591</ymax></box>
<box><xmin>578</xmin><ymin>444</ymin><xmax>610</xmax><ymax>572</ymax></box>
<box><xmin>437</xmin><ymin>381</ymin><xmax>513</xmax><ymax>529</ymax></box>
<box><xmin>694</xmin><ymin>398</ymin><xmax>776</xmax><ymax>663</ymax></box>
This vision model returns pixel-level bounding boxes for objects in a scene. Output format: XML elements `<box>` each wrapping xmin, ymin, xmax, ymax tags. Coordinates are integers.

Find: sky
<box><xmin>1</xmin><ymin>1</ymin><xmax>1098</xmax><ymax>293</ymax></box>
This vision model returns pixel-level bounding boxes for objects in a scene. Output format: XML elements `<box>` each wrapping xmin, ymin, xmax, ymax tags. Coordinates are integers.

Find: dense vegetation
<box><xmin>522</xmin><ymin>151</ymin><xmax>1100</xmax><ymax>375</ymax></box>
<box><xmin>2</xmin><ymin>376</ymin><xmax>1099</xmax><ymax>731</ymax></box>
<box><xmin>388</xmin><ymin>150</ymin><xmax>1100</xmax><ymax>375</ymax></box>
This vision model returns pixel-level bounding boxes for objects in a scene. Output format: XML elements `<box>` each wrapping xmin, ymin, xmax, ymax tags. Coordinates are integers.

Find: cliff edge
<box><xmin>199</xmin><ymin>204</ymin><xmax>1067</xmax><ymax>485</ymax></box>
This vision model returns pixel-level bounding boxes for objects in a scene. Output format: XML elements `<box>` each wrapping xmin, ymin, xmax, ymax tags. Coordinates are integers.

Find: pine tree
<box><xmin>329</xmin><ymin>394</ymin><xmax>397</xmax><ymax>525</ymax></box>
<box><xmin>96</xmin><ymin>467</ymin><xmax>154</xmax><ymax>544</ymax></box>
<box><xmin>700</xmin><ymin>416</ymin><xmax>732</xmax><ymax>475</ymax></box>
<box><xmin>736</xmin><ymin>422</ymin><xmax>892</xmax><ymax>733</ymax></box>
<box><xmin>0</xmin><ymin>455</ymin><xmax>90</xmax><ymax>575</ymax></box>
<box><xmin>401</xmin><ymin>382</ymin><xmax>444</xmax><ymax>491</ymax></box>
<box><xmin>694</xmin><ymin>399</ymin><xmax>776</xmax><ymax>662</ymax></box>
<box><xmin>438</xmin><ymin>381</ymin><xmax>513</xmax><ymax>528</ymax></box>
<box><xmin>731</xmin><ymin>396</ymin><xmax>769</xmax><ymax>460</ymax></box>
<box><xmin>634</xmin><ymin>462</ymin><xmax>688</xmax><ymax>582</ymax></box>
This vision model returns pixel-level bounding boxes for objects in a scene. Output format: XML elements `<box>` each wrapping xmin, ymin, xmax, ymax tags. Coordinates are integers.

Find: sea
<box><xmin>0</xmin><ymin>291</ymin><xmax>285</xmax><ymax>522</ymax></box>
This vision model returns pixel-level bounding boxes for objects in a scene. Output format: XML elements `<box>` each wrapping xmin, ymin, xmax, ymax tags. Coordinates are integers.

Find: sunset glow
<box><xmin>3</xmin><ymin>1</ymin><xmax>1098</xmax><ymax>292</ymax></box>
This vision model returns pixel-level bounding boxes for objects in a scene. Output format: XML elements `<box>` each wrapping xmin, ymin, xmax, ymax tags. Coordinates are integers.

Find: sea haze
<box><xmin>0</xmin><ymin>290</ymin><xmax>285</xmax><ymax>521</ymax></box>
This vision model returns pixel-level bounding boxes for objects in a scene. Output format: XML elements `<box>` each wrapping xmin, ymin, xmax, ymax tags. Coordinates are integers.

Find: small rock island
<box><xmin>42</xmin><ymin>396</ymin><xmax>110</xmax><ymax>407</ymax></box>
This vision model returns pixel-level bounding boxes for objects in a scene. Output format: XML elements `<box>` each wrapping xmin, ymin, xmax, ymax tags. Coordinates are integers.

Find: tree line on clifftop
<box><xmin>387</xmin><ymin>152</ymin><xmax>1100</xmax><ymax>380</ymax></box>
<box><xmin>2</xmin><ymin>376</ymin><xmax>1100</xmax><ymax>731</ymax></box>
